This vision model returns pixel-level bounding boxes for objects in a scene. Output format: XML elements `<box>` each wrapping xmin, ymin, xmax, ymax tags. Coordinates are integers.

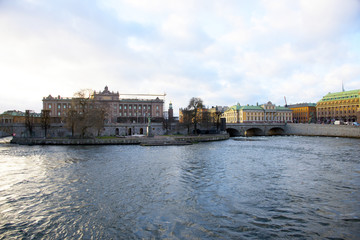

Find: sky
<box><xmin>1</xmin><ymin>0</ymin><xmax>360</xmax><ymax>114</ymax></box>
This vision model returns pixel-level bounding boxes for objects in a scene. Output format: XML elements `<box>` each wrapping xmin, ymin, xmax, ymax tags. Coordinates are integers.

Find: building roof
<box><xmin>287</xmin><ymin>103</ymin><xmax>316</xmax><ymax>108</ymax></box>
<box><xmin>240</xmin><ymin>105</ymin><xmax>263</xmax><ymax>110</ymax></box>
<box><xmin>317</xmin><ymin>89</ymin><xmax>360</xmax><ymax>102</ymax></box>
<box><xmin>228</xmin><ymin>104</ymin><xmax>241</xmax><ymax>111</ymax></box>
<box><xmin>0</xmin><ymin>110</ymin><xmax>41</xmax><ymax>117</ymax></box>
<box><xmin>224</xmin><ymin>103</ymin><xmax>292</xmax><ymax>112</ymax></box>
<box><xmin>275</xmin><ymin>106</ymin><xmax>292</xmax><ymax>111</ymax></box>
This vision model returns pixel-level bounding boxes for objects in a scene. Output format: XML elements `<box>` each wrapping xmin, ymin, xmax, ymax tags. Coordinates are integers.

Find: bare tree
<box><xmin>180</xmin><ymin>108</ymin><xmax>193</xmax><ymax>134</ymax></box>
<box><xmin>41</xmin><ymin>110</ymin><xmax>51</xmax><ymax>138</ymax></box>
<box><xmin>92</xmin><ymin>102</ymin><xmax>108</xmax><ymax>137</ymax></box>
<box><xmin>187</xmin><ymin>97</ymin><xmax>203</xmax><ymax>134</ymax></box>
<box><xmin>65</xmin><ymin>110</ymin><xmax>78</xmax><ymax>137</ymax></box>
<box><xmin>213</xmin><ymin>107</ymin><xmax>223</xmax><ymax>132</ymax></box>
<box><xmin>64</xmin><ymin>89</ymin><xmax>106</xmax><ymax>138</ymax></box>
<box><xmin>25</xmin><ymin>110</ymin><xmax>34</xmax><ymax>137</ymax></box>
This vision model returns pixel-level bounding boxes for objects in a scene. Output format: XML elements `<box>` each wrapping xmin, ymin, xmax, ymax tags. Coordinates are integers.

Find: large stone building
<box><xmin>222</xmin><ymin>101</ymin><xmax>292</xmax><ymax>123</ymax></box>
<box><xmin>42</xmin><ymin>86</ymin><xmax>165</xmax><ymax>124</ymax></box>
<box><xmin>316</xmin><ymin>89</ymin><xmax>360</xmax><ymax>123</ymax></box>
<box><xmin>287</xmin><ymin>103</ymin><xmax>316</xmax><ymax>123</ymax></box>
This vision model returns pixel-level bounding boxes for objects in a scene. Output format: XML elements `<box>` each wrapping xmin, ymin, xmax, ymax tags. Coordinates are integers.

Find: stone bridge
<box><xmin>226</xmin><ymin>123</ymin><xmax>287</xmax><ymax>137</ymax></box>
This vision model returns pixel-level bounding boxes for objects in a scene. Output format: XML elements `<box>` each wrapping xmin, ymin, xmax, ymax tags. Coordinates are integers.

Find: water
<box><xmin>0</xmin><ymin>136</ymin><xmax>359</xmax><ymax>239</ymax></box>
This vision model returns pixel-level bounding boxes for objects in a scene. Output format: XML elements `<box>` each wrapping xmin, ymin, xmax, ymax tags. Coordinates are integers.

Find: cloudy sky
<box><xmin>1</xmin><ymin>0</ymin><xmax>359</xmax><ymax>114</ymax></box>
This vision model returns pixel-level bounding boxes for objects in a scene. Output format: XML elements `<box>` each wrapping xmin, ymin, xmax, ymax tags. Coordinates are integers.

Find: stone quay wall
<box><xmin>11</xmin><ymin>134</ymin><xmax>230</xmax><ymax>145</ymax></box>
<box><xmin>285</xmin><ymin>123</ymin><xmax>360</xmax><ymax>138</ymax></box>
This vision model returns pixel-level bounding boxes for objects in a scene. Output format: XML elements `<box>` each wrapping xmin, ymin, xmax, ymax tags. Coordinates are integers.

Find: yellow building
<box><xmin>222</xmin><ymin>101</ymin><xmax>292</xmax><ymax>123</ymax></box>
<box><xmin>222</xmin><ymin>104</ymin><xmax>241</xmax><ymax>123</ymax></box>
<box><xmin>316</xmin><ymin>89</ymin><xmax>360</xmax><ymax>123</ymax></box>
<box><xmin>287</xmin><ymin>103</ymin><xmax>317</xmax><ymax>123</ymax></box>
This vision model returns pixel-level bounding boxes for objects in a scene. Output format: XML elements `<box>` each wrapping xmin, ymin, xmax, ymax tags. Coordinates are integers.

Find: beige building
<box><xmin>42</xmin><ymin>86</ymin><xmax>165</xmax><ymax>124</ymax></box>
<box><xmin>222</xmin><ymin>101</ymin><xmax>292</xmax><ymax>123</ymax></box>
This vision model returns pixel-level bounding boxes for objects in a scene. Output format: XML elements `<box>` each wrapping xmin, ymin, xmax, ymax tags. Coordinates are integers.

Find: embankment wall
<box><xmin>285</xmin><ymin>123</ymin><xmax>360</xmax><ymax>138</ymax></box>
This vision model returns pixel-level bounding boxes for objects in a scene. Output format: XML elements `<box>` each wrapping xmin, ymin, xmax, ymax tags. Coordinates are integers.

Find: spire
<box><xmin>342</xmin><ymin>81</ymin><xmax>345</xmax><ymax>92</ymax></box>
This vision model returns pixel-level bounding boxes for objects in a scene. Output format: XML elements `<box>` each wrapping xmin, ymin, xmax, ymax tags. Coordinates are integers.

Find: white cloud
<box><xmin>0</xmin><ymin>0</ymin><xmax>359</xmax><ymax>114</ymax></box>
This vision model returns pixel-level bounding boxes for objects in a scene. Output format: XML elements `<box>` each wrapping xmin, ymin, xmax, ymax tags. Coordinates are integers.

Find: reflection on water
<box><xmin>0</xmin><ymin>136</ymin><xmax>359</xmax><ymax>239</ymax></box>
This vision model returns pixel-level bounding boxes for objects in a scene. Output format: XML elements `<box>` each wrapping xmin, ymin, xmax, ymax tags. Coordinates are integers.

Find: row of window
<box><xmin>118</xmin><ymin>105</ymin><xmax>160</xmax><ymax>110</ymax></box>
<box><xmin>54</xmin><ymin>112</ymin><xmax>161</xmax><ymax>117</ymax></box>
<box><xmin>119</xmin><ymin>112</ymin><xmax>160</xmax><ymax>117</ymax></box>
<box><xmin>318</xmin><ymin>101</ymin><xmax>359</xmax><ymax>105</ymax></box>
<box><xmin>48</xmin><ymin>103</ymin><xmax>161</xmax><ymax>111</ymax></box>
<box><xmin>318</xmin><ymin>110</ymin><xmax>356</xmax><ymax>115</ymax></box>
<box><xmin>318</xmin><ymin>106</ymin><xmax>358</xmax><ymax>110</ymax></box>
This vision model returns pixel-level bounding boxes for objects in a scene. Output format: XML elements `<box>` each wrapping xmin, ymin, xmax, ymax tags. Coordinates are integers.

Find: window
<box><xmin>49</xmin><ymin>104</ymin><xmax>52</xmax><ymax>109</ymax></box>
<box><xmin>64</xmin><ymin>104</ymin><xmax>67</xmax><ymax>109</ymax></box>
<box><xmin>119</xmin><ymin>113</ymin><xmax>122</xmax><ymax>116</ymax></box>
<box><xmin>134</xmin><ymin>106</ymin><xmax>137</xmax><ymax>110</ymax></box>
<box><xmin>119</xmin><ymin>105</ymin><xmax>122</xmax><ymax>110</ymax></box>
<box><xmin>58</xmin><ymin>104</ymin><xmax>61</xmax><ymax>109</ymax></box>
<box><xmin>139</xmin><ymin>106</ymin><xmax>142</xmax><ymax>110</ymax></box>
<box><xmin>129</xmin><ymin>105</ymin><xmax>132</xmax><ymax>110</ymax></box>
<box><xmin>124</xmin><ymin>106</ymin><xmax>127</xmax><ymax>110</ymax></box>
<box><xmin>124</xmin><ymin>112</ymin><xmax>127</xmax><ymax>116</ymax></box>
<box><xmin>58</xmin><ymin>112</ymin><xmax>61</xmax><ymax>116</ymax></box>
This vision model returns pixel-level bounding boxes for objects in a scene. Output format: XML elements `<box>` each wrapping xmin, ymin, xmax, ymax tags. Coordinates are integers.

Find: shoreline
<box><xmin>10</xmin><ymin>134</ymin><xmax>230</xmax><ymax>146</ymax></box>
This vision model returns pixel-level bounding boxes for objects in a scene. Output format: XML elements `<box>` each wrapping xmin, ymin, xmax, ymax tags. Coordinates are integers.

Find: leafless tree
<box><xmin>180</xmin><ymin>109</ymin><xmax>193</xmax><ymax>134</ymax></box>
<box><xmin>187</xmin><ymin>97</ymin><xmax>203</xmax><ymax>134</ymax></box>
<box><xmin>41</xmin><ymin>110</ymin><xmax>51</xmax><ymax>138</ymax></box>
<box><xmin>64</xmin><ymin>89</ymin><xmax>106</xmax><ymax>138</ymax></box>
<box><xmin>65</xmin><ymin>110</ymin><xmax>78</xmax><ymax>137</ymax></box>
<box><xmin>25</xmin><ymin>110</ymin><xmax>34</xmax><ymax>137</ymax></box>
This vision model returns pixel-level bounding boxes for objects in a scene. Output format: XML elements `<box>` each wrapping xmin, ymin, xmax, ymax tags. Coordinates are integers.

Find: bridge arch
<box><xmin>226</xmin><ymin>128</ymin><xmax>241</xmax><ymax>137</ymax></box>
<box><xmin>244</xmin><ymin>128</ymin><xmax>264</xmax><ymax>137</ymax></box>
<box><xmin>267</xmin><ymin>127</ymin><xmax>285</xmax><ymax>136</ymax></box>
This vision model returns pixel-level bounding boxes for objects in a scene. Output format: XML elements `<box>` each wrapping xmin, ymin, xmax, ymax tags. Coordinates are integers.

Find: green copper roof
<box><xmin>229</xmin><ymin>104</ymin><xmax>241</xmax><ymax>111</ymax></box>
<box><xmin>0</xmin><ymin>111</ymin><xmax>41</xmax><ymax>117</ymax></box>
<box><xmin>275</xmin><ymin>106</ymin><xmax>292</xmax><ymax>111</ymax></box>
<box><xmin>318</xmin><ymin>89</ymin><xmax>360</xmax><ymax>102</ymax></box>
<box><xmin>240</xmin><ymin>105</ymin><xmax>263</xmax><ymax>110</ymax></box>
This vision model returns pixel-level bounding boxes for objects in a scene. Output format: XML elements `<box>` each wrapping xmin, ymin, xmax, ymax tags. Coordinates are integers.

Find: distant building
<box><xmin>42</xmin><ymin>86</ymin><xmax>165</xmax><ymax>124</ymax></box>
<box><xmin>316</xmin><ymin>89</ymin><xmax>360</xmax><ymax>123</ymax></box>
<box><xmin>222</xmin><ymin>101</ymin><xmax>292</xmax><ymax>123</ymax></box>
<box><xmin>0</xmin><ymin>110</ymin><xmax>41</xmax><ymax>124</ymax></box>
<box><xmin>287</xmin><ymin>103</ymin><xmax>316</xmax><ymax>123</ymax></box>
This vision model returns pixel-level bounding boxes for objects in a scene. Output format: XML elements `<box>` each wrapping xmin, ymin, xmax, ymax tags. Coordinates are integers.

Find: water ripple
<box><xmin>0</xmin><ymin>136</ymin><xmax>359</xmax><ymax>239</ymax></box>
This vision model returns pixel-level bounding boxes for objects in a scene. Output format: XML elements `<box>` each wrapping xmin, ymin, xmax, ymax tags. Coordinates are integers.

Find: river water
<box><xmin>0</xmin><ymin>136</ymin><xmax>359</xmax><ymax>239</ymax></box>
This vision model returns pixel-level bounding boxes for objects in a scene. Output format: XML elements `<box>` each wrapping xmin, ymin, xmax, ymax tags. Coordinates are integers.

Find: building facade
<box><xmin>0</xmin><ymin>110</ymin><xmax>41</xmax><ymax>124</ymax></box>
<box><xmin>287</xmin><ymin>103</ymin><xmax>316</xmax><ymax>123</ymax></box>
<box><xmin>42</xmin><ymin>86</ymin><xmax>165</xmax><ymax>124</ymax></box>
<box><xmin>316</xmin><ymin>89</ymin><xmax>360</xmax><ymax>123</ymax></box>
<box><xmin>222</xmin><ymin>101</ymin><xmax>293</xmax><ymax>123</ymax></box>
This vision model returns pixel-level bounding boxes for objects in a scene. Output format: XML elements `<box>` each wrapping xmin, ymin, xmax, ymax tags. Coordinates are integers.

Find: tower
<box><xmin>168</xmin><ymin>102</ymin><xmax>173</xmax><ymax>121</ymax></box>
